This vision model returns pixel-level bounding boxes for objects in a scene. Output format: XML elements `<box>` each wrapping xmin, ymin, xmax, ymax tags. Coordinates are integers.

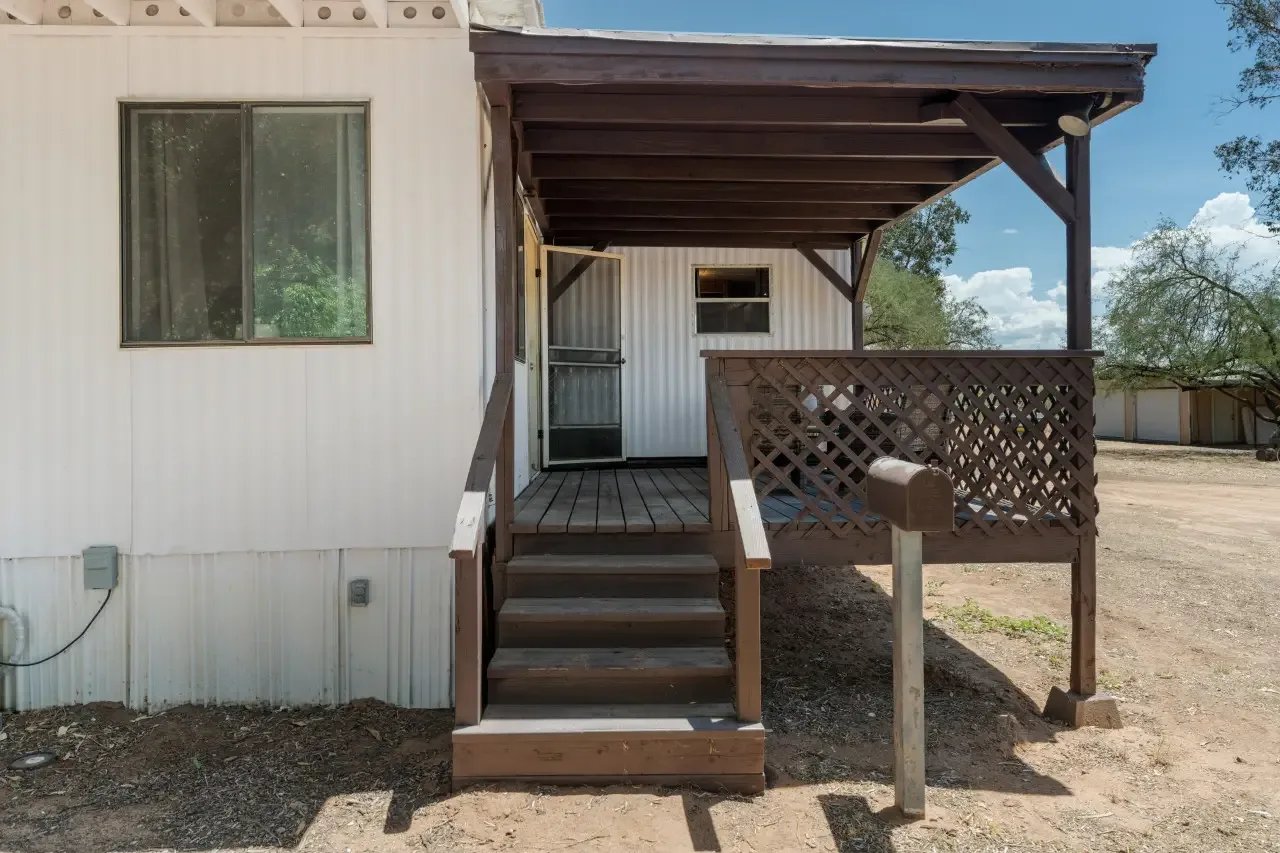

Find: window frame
<box><xmin>691</xmin><ymin>263</ymin><xmax>774</xmax><ymax>337</ymax></box>
<box><xmin>118</xmin><ymin>100</ymin><xmax>374</xmax><ymax>348</ymax></box>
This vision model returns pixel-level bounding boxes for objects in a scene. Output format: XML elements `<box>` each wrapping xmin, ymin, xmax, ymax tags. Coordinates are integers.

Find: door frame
<box><xmin>539</xmin><ymin>244</ymin><xmax>628</xmax><ymax>469</ymax></box>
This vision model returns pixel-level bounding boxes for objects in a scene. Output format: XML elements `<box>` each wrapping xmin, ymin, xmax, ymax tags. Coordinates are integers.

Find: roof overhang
<box><xmin>473</xmin><ymin>25</ymin><xmax>1156</xmax><ymax>248</ymax></box>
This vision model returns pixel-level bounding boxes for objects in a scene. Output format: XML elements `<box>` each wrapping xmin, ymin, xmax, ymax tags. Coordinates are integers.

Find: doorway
<box><xmin>540</xmin><ymin>246</ymin><xmax>626</xmax><ymax>467</ymax></box>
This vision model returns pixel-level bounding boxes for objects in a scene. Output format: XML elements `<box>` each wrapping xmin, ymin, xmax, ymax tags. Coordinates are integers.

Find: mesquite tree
<box><xmin>1217</xmin><ymin>1</ymin><xmax>1280</xmax><ymax>230</ymax></box>
<box><xmin>1098</xmin><ymin>220</ymin><xmax>1280</xmax><ymax>440</ymax></box>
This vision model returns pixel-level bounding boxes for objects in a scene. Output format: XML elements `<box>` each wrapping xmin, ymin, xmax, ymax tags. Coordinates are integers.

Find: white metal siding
<box><xmin>0</xmin><ymin>32</ymin><xmax>479</xmax><ymax>710</ymax></box>
<box><xmin>616</xmin><ymin>247</ymin><xmax>853</xmax><ymax>458</ymax></box>
<box><xmin>1134</xmin><ymin>389</ymin><xmax>1182</xmax><ymax>443</ymax></box>
<box><xmin>1094</xmin><ymin>391</ymin><xmax>1126</xmax><ymax>438</ymax></box>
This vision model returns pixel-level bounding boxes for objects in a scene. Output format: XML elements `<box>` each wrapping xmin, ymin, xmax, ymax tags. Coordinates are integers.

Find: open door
<box><xmin>540</xmin><ymin>245</ymin><xmax>625</xmax><ymax>466</ymax></box>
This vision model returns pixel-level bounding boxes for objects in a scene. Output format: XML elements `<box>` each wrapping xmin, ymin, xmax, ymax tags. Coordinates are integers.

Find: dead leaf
<box><xmin>366</xmin><ymin>727</ymin><xmax>382</xmax><ymax>742</ymax></box>
<box><xmin>290</xmin><ymin>719</ymin><xmax>309</xmax><ymax>728</ymax></box>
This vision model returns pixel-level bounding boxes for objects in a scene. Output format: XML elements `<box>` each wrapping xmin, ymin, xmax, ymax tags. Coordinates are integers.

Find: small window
<box><xmin>693</xmin><ymin>266</ymin><xmax>770</xmax><ymax>334</ymax></box>
<box><xmin>122</xmin><ymin>103</ymin><xmax>370</xmax><ymax>344</ymax></box>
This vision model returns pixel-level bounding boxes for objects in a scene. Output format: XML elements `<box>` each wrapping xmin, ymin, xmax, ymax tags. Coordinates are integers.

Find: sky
<box><xmin>540</xmin><ymin>0</ymin><xmax>1277</xmax><ymax>347</ymax></box>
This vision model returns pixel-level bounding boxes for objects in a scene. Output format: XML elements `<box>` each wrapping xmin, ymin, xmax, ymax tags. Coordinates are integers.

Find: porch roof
<box><xmin>471</xmin><ymin>25</ymin><xmax>1156</xmax><ymax>249</ymax></box>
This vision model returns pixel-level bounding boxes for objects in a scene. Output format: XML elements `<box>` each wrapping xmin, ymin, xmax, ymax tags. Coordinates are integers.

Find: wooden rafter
<box><xmin>796</xmin><ymin>245</ymin><xmax>855</xmax><ymax>304</ymax></box>
<box><xmin>946</xmin><ymin>93</ymin><xmax>1076</xmax><ymax>224</ymax></box>
<box><xmin>545</xmin><ymin>200</ymin><xmax>907</xmax><ymax>220</ymax></box>
<box><xmin>0</xmin><ymin>0</ymin><xmax>41</xmax><ymax>23</ymax></box>
<box><xmin>538</xmin><ymin>180</ymin><xmax>940</xmax><ymax>204</ymax></box>
<box><xmin>514</xmin><ymin>91</ymin><xmax>1057</xmax><ymax>127</ymax></box>
<box><xmin>522</xmin><ymin>128</ymin><xmax>1002</xmax><ymax>159</ymax></box>
<box><xmin>562</xmin><ymin>233</ymin><xmax>855</xmax><ymax>249</ymax></box>
<box><xmin>553</xmin><ymin>217</ymin><xmax>878</xmax><ymax>235</ymax></box>
<box><xmin>531</xmin><ymin>156</ymin><xmax>965</xmax><ymax>185</ymax></box>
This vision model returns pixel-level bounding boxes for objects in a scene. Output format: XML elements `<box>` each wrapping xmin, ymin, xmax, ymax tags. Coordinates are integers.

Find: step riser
<box><xmin>499</xmin><ymin>619</ymin><xmax>726</xmax><ymax>648</ymax></box>
<box><xmin>453</xmin><ymin>732</ymin><xmax>765</xmax><ymax>788</ymax></box>
<box><xmin>489</xmin><ymin>674</ymin><xmax>732</xmax><ymax>705</ymax></box>
<box><xmin>506</xmin><ymin>573</ymin><xmax>720</xmax><ymax>599</ymax></box>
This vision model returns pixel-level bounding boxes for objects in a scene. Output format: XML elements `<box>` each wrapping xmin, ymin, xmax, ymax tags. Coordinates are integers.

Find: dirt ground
<box><xmin>2</xmin><ymin>441</ymin><xmax>1277</xmax><ymax>853</ymax></box>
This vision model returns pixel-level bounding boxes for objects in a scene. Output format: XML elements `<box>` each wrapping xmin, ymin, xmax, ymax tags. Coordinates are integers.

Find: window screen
<box><xmin>123</xmin><ymin>104</ymin><xmax>370</xmax><ymax>344</ymax></box>
<box><xmin>694</xmin><ymin>266</ymin><xmax>771</xmax><ymax>334</ymax></box>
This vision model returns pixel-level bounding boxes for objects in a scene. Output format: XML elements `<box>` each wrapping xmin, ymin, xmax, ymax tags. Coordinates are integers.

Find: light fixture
<box><xmin>1057</xmin><ymin>104</ymin><xmax>1093</xmax><ymax>137</ymax></box>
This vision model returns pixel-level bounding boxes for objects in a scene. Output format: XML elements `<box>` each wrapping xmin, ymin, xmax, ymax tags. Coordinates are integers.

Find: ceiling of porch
<box><xmin>473</xmin><ymin>26</ymin><xmax>1157</xmax><ymax>250</ymax></box>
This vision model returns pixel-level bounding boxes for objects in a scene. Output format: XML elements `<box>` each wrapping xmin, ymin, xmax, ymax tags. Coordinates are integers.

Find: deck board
<box><xmin>512</xmin><ymin>465</ymin><xmax>1059</xmax><ymax>537</ymax></box>
<box><xmin>614</xmin><ymin>470</ymin><xmax>655</xmax><ymax>533</ymax></box>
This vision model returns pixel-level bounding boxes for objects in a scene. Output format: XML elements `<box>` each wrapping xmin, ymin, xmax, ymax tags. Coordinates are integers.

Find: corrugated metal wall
<box><xmin>615</xmin><ymin>247</ymin><xmax>854</xmax><ymax>458</ymax></box>
<box><xmin>0</xmin><ymin>31</ymin><xmax>480</xmax><ymax>710</ymax></box>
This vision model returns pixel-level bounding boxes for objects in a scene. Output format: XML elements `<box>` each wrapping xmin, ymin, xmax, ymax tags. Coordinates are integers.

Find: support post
<box><xmin>1044</xmin><ymin>129</ymin><xmax>1121</xmax><ymax>729</ymax></box>
<box><xmin>493</xmin><ymin>105</ymin><xmax>517</xmax><ymax>567</ymax></box>
<box><xmin>734</xmin><ymin>536</ymin><xmax>762</xmax><ymax>723</ymax></box>
<box><xmin>891</xmin><ymin>525</ymin><xmax>926</xmax><ymax>818</ymax></box>
<box><xmin>453</xmin><ymin>545</ymin><xmax>483</xmax><ymax>725</ymax></box>
<box><xmin>850</xmin><ymin>245</ymin><xmax>864</xmax><ymax>349</ymax></box>
<box><xmin>1065</xmin><ymin>132</ymin><xmax>1092</xmax><ymax>349</ymax></box>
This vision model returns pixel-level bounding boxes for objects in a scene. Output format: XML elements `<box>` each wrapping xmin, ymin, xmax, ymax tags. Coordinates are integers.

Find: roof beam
<box><xmin>538</xmin><ymin>180</ymin><xmax>941</xmax><ymax>204</ymax></box>
<box><xmin>513</xmin><ymin>92</ymin><xmax>1056</xmax><ymax>127</ymax></box>
<box><xmin>553</xmin><ymin>217</ymin><xmax>878</xmax><ymax>234</ymax></box>
<box><xmin>558</xmin><ymin>233</ymin><xmax>856</xmax><ymax>249</ymax></box>
<box><xmin>946</xmin><ymin>93</ymin><xmax>1076</xmax><ymax>224</ymax></box>
<box><xmin>182</xmin><ymin>0</ymin><xmax>216</xmax><ymax>26</ymax></box>
<box><xmin>531</xmin><ymin>156</ymin><xmax>966</xmax><ymax>185</ymax></box>
<box><xmin>521</xmin><ymin>128</ymin><xmax>998</xmax><ymax>160</ymax></box>
<box><xmin>0</xmin><ymin>0</ymin><xmax>41</xmax><ymax>23</ymax></box>
<box><xmin>545</xmin><ymin>200</ymin><xmax>908</xmax><ymax>220</ymax></box>
<box><xmin>264</xmin><ymin>0</ymin><xmax>302</xmax><ymax>26</ymax></box>
<box><xmin>83</xmin><ymin>0</ymin><xmax>130</xmax><ymax>23</ymax></box>
<box><xmin>796</xmin><ymin>245</ymin><xmax>855</xmax><ymax>303</ymax></box>
<box><xmin>472</xmin><ymin>32</ymin><xmax>1150</xmax><ymax>93</ymax></box>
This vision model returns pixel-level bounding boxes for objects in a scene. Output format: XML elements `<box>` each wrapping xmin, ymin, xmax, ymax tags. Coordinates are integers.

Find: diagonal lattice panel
<box><xmin>717</xmin><ymin>353</ymin><xmax>1098</xmax><ymax>539</ymax></box>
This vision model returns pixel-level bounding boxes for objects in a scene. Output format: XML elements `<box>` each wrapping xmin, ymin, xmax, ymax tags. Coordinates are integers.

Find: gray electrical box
<box><xmin>83</xmin><ymin>546</ymin><xmax>119</xmax><ymax>590</ymax></box>
<box><xmin>348</xmin><ymin>578</ymin><xmax>370</xmax><ymax>607</ymax></box>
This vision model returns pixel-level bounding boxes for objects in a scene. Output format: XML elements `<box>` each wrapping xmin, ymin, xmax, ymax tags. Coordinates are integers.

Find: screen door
<box><xmin>541</xmin><ymin>246</ymin><xmax>625</xmax><ymax>466</ymax></box>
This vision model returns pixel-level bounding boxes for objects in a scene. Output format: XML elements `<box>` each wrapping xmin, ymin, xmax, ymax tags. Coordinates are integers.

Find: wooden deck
<box><xmin>513</xmin><ymin>468</ymin><xmax>712</xmax><ymax>534</ymax></box>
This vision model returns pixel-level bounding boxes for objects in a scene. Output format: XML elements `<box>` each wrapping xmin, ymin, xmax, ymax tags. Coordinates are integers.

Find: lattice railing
<box><xmin>705</xmin><ymin>351</ymin><xmax>1098</xmax><ymax>539</ymax></box>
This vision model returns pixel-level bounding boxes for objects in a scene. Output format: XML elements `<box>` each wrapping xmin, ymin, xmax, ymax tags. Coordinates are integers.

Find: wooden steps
<box><xmin>453</xmin><ymin>552</ymin><xmax>763</xmax><ymax>793</ymax></box>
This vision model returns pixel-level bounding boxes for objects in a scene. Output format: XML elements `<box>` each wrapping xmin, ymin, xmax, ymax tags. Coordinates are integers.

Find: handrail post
<box><xmin>868</xmin><ymin>457</ymin><xmax>955</xmax><ymax>820</ymax></box>
<box><xmin>705</xmin><ymin>358</ymin><xmax>729</xmax><ymax>532</ymax></box>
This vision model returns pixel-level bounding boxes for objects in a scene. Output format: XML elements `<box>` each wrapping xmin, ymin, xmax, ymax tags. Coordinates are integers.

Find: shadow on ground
<box><xmin>0</xmin><ymin>563</ymin><xmax>1069</xmax><ymax>852</ymax></box>
<box><xmin>758</xmin><ymin>563</ymin><xmax>1070</xmax><ymax>797</ymax></box>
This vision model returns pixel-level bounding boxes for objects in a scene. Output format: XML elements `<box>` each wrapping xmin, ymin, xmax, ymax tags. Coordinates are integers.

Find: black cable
<box><xmin>1</xmin><ymin>588</ymin><xmax>113</xmax><ymax>668</ymax></box>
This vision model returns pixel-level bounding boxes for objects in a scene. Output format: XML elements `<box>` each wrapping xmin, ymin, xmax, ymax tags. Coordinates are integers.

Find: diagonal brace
<box><xmin>945</xmin><ymin>93</ymin><xmax>1077</xmax><ymax>224</ymax></box>
<box><xmin>795</xmin><ymin>244</ymin><xmax>854</xmax><ymax>303</ymax></box>
<box><xmin>549</xmin><ymin>242</ymin><xmax>609</xmax><ymax>304</ymax></box>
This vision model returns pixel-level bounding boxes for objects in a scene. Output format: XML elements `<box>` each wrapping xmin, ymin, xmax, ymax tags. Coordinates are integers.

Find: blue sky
<box><xmin>541</xmin><ymin>0</ymin><xmax>1268</xmax><ymax>346</ymax></box>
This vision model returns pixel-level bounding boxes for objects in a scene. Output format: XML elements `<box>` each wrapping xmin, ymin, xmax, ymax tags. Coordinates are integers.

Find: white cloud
<box><xmin>942</xmin><ymin>267</ymin><xmax>1067</xmax><ymax>348</ymax></box>
<box><xmin>946</xmin><ymin>192</ymin><xmax>1280</xmax><ymax>348</ymax></box>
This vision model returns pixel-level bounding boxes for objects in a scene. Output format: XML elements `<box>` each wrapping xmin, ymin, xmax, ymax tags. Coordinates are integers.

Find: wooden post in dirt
<box><xmin>867</xmin><ymin>458</ymin><xmax>955</xmax><ymax>820</ymax></box>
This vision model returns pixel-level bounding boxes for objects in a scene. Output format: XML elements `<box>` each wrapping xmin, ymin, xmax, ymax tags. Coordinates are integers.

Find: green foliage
<box><xmin>1216</xmin><ymin>1</ymin><xmax>1280</xmax><ymax>229</ymax></box>
<box><xmin>936</xmin><ymin>599</ymin><xmax>1067</xmax><ymax>642</ymax></box>
<box><xmin>865</xmin><ymin>263</ymin><xmax>995</xmax><ymax>349</ymax></box>
<box><xmin>1097</xmin><ymin>220</ymin><xmax>1280</xmax><ymax>428</ymax></box>
<box><xmin>254</xmin><ymin>247</ymin><xmax>368</xmax><ymax>339</ymax></box>
<box><xmin>879</xmin><ymin>197</ymin><xmax>971</xmax><ymax>279</ymax></box>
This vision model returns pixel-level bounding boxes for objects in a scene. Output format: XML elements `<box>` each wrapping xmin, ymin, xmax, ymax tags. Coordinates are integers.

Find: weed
<box><xmin>925</xmin><ymin>579</ymin><xmax>945</xmax><ymax>597</ymax></box>
<box><xmin>937</xmin><ymin>599</ymin><xmax>1068</xmax><ymax>642</ymax></box>
<box><xmin>1098</xmin><ymin>670</ymin><xmax>1131</xmax><ymax>692</ymax></box>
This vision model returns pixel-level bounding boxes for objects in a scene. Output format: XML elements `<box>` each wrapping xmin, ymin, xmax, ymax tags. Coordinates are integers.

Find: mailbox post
<box><xmin>867</xmin><ymin>457</ymin><xmax>955</xmax><ymax>819</ymax></box>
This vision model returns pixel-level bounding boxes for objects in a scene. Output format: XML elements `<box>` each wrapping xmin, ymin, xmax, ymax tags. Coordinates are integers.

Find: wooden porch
<box><xmin>450</xmin><ymin>25</ymin><xmax>1151</xmax><ymax>795</ymax></box>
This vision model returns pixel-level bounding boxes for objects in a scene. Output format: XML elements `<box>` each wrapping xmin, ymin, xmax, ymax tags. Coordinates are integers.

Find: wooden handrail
<box><xmin>707</xmin><ymin>375</ymin><xmax>771</xmax><ymax>571</ymax></box>
<box><xmin>449</xmin><ymin>373</ymin><xmax>514</xmax><ymax>559</ymax></box>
